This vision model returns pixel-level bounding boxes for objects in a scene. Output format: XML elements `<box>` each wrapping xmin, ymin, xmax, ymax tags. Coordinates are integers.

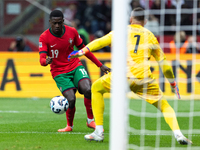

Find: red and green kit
<box><xmin>39</xmin><ymin>25</ymin><xmax>85</xmax><ymax>78</ymax></box>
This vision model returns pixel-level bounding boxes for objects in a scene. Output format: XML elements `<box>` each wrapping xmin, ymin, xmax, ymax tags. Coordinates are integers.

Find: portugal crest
<box><xmin>69</xmin><ymin>38</ymin><xmax>73</xmax><ymax>47</ymax></box>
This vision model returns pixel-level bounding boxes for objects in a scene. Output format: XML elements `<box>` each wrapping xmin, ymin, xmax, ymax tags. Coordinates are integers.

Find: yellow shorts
<box><xmin>99</xmin><ymin>72</ymin><xmax>163</xmax><ymax>104</ymax></box>
<box><xmin>129</xmin><ymin>79</ymin><xmax>163</xmax><ymax>104</ymax></box>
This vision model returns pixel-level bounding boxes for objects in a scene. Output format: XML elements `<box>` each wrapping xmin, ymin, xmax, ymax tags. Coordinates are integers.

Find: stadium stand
<box><xmin>0</xmin><ymin>37</ymin><xmax>38</xmax><ymax>51</ymax></box>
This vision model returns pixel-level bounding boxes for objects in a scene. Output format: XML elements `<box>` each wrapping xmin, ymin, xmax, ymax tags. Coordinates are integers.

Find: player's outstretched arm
<box><xmin>68</xmin><ymin>32</ymin><xmax>112</xmax><ymax>61</ymax></box>
<box><xmin>159</xmin><ymin>59</ymin><xmax>181</xmax><ymax>99</ymax></box>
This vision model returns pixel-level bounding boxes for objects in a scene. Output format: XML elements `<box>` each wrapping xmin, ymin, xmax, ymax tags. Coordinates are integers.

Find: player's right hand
<box><xmin>170</xmin><ymin>81</ymin><xmax>181</xmax><ymax>99</ymax></box>
<box><xmin>46</xmin><ymin>57</ymin><xmax>53</xmax><ymax>64</ymax></box>
<box><xmin>68</xmin><ymin>50</ymin><xmax>83</xmax><ymax>61</ymax></box>
<box><xmin>68</xmin><ymin>47</ymin><xmax>90</xmax><ymax>61</ymax></box>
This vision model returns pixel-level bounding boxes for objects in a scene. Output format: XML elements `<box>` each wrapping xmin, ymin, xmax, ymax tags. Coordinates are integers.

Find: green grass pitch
<box><xmin>0</xmin><ymin>98</ymin><xmax>200</xmax><ymax>150</ymax></box>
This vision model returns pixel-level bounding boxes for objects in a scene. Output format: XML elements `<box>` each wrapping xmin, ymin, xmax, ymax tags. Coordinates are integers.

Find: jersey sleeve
<box><xmin>159</xmin><ymin>59</ymin><xmax>175</xmax><ymax>83</ymax></box>
<box><xmin>150</xmin><ymin>34</ymin><xmax>166</xmax><ymax>62</ymax></box>
<box><xmin>87</xmin><ymin>31</ymin><xmax>112</xmax><ymax>52</ymax></box>
<box><xmin>150</xmin><ymin>33</ymin><xmax>175</xmax><ymax>83</ymax></box>
<box><xmin>39</xmin><ymin>34</ymin><xmax>48</xmax><ymax>54</ymax></box>
<box><xmin>39</xmin><ymin>34</ymin><xmax>48</xmax><ymax>66</ymax></box>
<box><xmin>73</xmin><ymin>28</ymin><xmax>84</xmax><ymax>49</ymax></box>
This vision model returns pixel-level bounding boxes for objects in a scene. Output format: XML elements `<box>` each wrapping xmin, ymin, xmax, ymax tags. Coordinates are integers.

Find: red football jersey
<box><xmin>39</xmin><ymin>25</ymin><xmax>84</xmax><ymax>78</ymax></box>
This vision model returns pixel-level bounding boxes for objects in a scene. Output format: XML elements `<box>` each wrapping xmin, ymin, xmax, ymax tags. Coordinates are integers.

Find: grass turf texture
<box><xmin>0</xmin><ymin>98</ymin><xmax>199</xmax><ymax>150</ymax></box>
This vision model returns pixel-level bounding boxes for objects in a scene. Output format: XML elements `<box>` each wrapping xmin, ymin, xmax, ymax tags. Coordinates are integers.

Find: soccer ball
<box><xmin>50</xmin><ymin>96</ymin><xmax>69</xmax><ymax>114</ymax></box>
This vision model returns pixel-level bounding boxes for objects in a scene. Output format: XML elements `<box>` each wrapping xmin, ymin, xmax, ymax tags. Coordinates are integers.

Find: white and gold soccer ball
<box><xmin>50</xmin><ymin>96</ymin><xmax>69</xmax><ymax>114</ymax></box>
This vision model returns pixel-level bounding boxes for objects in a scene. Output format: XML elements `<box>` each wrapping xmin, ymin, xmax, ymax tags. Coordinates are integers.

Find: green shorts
<box><xmin>54</xmin><ymin>66</ymin><xmax>90</xmax><ymax>94</ymax></box>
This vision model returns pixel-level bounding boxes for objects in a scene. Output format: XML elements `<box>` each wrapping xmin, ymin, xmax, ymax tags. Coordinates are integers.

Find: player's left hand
<box><xmin>100</xmin><ymin>65</ymin><xmax>111</xmax><ymax>74</ymax></box>
<box><xmin>170</xmin><ymin>81</ymin><xmax>181</xmax><ymax>99</ymax></box>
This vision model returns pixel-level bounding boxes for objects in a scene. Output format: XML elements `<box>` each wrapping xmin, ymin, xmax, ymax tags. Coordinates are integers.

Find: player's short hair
<box><xmin>50</xmin><ymin>10</ymin><xmax>63</xmax><ymax>19</ymax></box>
<box><xmin>131</xmin><ymin>7</ymin><xmax>145</xmax><ymax>21</ymax></box>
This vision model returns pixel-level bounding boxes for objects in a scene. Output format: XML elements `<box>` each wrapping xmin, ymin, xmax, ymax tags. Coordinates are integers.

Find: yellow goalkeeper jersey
<box><xmin>126</xmin><ymin>24</ymin><xmax>165</xmax><ymax>80</ymax></box>
<box><xmin>87</xmin><ymin>24</ymin><xmax>166</xmax><ymax>81</ymax></box>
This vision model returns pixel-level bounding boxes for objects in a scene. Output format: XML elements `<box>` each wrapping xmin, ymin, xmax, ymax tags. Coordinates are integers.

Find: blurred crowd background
<box><xmin>0</xmin><ymin>0</ymin><xmax>200</xmax><ymax>53</ymax></box>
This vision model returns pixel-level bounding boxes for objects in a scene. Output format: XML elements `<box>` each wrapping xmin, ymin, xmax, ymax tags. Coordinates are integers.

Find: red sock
<box><xmin>66</xmin><ymin>107</ymin><xmax>76</xmax><ymax>127</ymax></box>
<box><xmin>84</xmin><ymin>97</ymin><xmax>94</xmax><ymax>119</ymax></box>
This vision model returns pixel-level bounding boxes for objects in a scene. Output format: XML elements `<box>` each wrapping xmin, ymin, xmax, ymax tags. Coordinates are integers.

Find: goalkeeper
<box><xmin>68</xmin><ymin>7</ymin><xmax>192</xmax><ymax>145</ymax></box>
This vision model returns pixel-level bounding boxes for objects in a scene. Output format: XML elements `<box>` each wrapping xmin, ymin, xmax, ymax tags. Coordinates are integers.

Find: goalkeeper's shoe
<box><xmin>176</xmin><ymin>135</ymin><xmax>193</xmax><ymax>145</ymax></box>
<box><xmin>86</xmin><ymin>120</ymin><xmax>96</xmax><ymax>130</ymax></box>
<box><xmin>58</xmin><ymin>126</ymin><xmax>73</xmax><ymax>132</ymax></box>
<box><xmin>84</xmin><ymin>130</ymin><xmax>104</xmax><ymax>142</ymax></box>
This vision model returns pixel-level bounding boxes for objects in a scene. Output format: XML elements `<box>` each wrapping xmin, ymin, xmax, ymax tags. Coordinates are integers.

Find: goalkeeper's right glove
<box><xmin>68</xmin><ymin>47</ymin><xmax>90</xmax><ymax>61</ymax></box>
<box><xmin>170</xmin><ymin>81</ymin><xmax>181</xmax><ymax>99</ymax></box>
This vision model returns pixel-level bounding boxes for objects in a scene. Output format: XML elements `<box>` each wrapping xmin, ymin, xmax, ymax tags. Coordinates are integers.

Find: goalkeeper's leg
<box><xmin>153</xmin><ymin>99</ymin><xmax>180</xmax><ymax>131</ymax></box>
<box><xmin>152</xmin><ymin>99</ymin><xmax>192</xmax><ymax>145</ymax></box>
<box><xmin>131</xmin><ymin>80</ymin><xmax>192</xmax><ymax>145</ymax></box>
<box><xmin>84</xmin><ymin>76</ymin><xmax>110</xmax><ymax>141</ymax></box>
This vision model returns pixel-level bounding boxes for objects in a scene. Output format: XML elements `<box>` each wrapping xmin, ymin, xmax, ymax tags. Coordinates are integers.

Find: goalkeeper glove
<box><xmin>68</xmin><ymin>47</ymin><xmax>90</xmax><ymax>61</ymax></box>
<box><xmin>170</xmin><ymin>81</ymin><xmax>181</xmax><ymax>99</ymax></box>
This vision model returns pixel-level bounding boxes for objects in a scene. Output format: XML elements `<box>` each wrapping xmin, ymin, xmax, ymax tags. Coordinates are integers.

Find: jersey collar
<box><xmin>49</xmin><ymin>25</ymin><xmax>65</xmax><ymax>37</ymax></box>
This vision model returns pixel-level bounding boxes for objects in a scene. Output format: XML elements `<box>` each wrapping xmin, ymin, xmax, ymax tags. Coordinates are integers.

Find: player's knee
<box><xmin>154</xmin><ymin>99</ymin><xmax>172</xmax><ymax>113</ymax></box>
<box><xmin>65</xmin><ymin>95</ymin><xmax>76</xmax><ymax>108</ymax></box>
<box><xmin>62</xmin><ymin>89</ymin><xmax>76</xmax><ymax>108</ymax></box>
<box><xmin>68</xmin><ymin>99</ymin><xmax>76</xmax><ymax>108</ymax></box>
<box><xmin>83</xmin><ymin>88</ymin><xmax>91</xmax><ymax>99</ymax></box>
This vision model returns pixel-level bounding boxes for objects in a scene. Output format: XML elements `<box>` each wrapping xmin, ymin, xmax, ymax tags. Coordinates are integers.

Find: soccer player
<box><xmin>68</xmin><ymin>7</ymin><xmax>193</xmax><ymax>145</ymax></box>
<box><xmin>39</xmin><ymin>10</ymin><xmax>110</xmax><ymax>132</ymax></box>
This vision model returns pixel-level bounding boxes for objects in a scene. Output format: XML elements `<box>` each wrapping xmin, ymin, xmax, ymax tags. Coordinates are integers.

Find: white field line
<box><xmin>0</xmin><ymin>110</ymin><xmax>85</xmax><ymax>114</ymax></box>
<box><xmin>0</xmin><ymin>131</ymin><xmax>88</xmax><ymax>134</ymax></box>
<box><xmin>0</xmin><ymin>131</ymin><xmax>199</xmax><ymax>137</ymax></box>
<box><xmin>0</xmin><ymin>110</ymin><xmax>49</xmax><ymax>113</ymax></box>
<box><xmin>0</xmin><ymin>110</ymin><xmax>109</xmax><ymax>115</ymax></box>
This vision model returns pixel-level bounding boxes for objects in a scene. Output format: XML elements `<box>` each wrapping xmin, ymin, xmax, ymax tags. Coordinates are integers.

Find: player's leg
<box><xmin>84</xmin><ymin>73</ymin><xmax>111</xmax><ymax>141</ymax></box>
<box><xmin>60</xmin><ymin>89</ymin><xmax>76</xmax><ymax>132</ymax></box>
<box><xmin>130</xmin><ymin>80</ymin><xmax>192</xmax><ymax>144</ymax></box>
<box><xmin>153</xmin><ymin>99</ymin><xmax>180</xmax><ymax>131</ymax></box>
<box><xmin>54</xmin><ymin>73</ymin><xmax>77</xmax><ymax>132</ymax></box>
<box><xmin>152</xmin><ymin>99</ymin><xmax>192</xmax><ymax>145</ymax></box>
<box><xmin>78</xmin><ymin>78</ymin><xmax>96</xmax><ymax>129</ymax></box>
<box><xmin>74</xmin><ymin>66</ymin><xmax>95</xmax><ymax>129</ymax></box>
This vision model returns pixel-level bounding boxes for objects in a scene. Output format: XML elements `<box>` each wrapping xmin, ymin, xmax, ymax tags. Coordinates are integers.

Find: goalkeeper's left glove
<box><xmin>170</xmin><ymin>81</ymin><xmax>181</xmax><ymax>99</ymax></box>
<box><xmin>68</xmin><ymin>47</ymin><xmax>90</xmax><ymax>61</ymax></box>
